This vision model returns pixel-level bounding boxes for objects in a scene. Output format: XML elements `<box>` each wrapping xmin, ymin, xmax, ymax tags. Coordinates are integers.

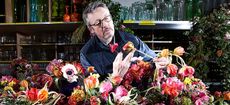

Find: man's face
<box><xmin>87</xmin><ymin>7</ymin><xmax>115</xmax><ymax>44</ymax></box>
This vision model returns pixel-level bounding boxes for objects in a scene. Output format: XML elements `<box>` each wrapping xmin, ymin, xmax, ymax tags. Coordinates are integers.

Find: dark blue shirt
<box><xmin>80</xmin><ymin>30</ymin><xmax>156</xmax><ymax>78</ymax></box>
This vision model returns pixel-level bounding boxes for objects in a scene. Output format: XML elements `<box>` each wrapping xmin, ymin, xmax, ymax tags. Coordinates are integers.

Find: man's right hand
<box><xmin>112</xmin><ymin>50</ymin><xmax>135</xmax><ymax>78</ymax></box>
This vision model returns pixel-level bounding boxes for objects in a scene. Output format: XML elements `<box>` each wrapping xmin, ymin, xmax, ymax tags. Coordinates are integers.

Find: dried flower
<box><xmin>160</xmin><ymin>49</ymin><xmax>170</xmax><ymax>57</ymax></box>
<box><xmin>173</xmin><ymin>46</ymin><xmax>185</xmax><ymax>56</ymax></box>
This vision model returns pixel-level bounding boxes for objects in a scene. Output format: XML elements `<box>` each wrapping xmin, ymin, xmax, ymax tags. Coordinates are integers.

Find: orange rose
<box><xmin>160</xmin><ymin>49</ymin><xmax>170</xmax><ymax>57</ymax></box>
<box><xmin>87</xmin><ymin>66</ymin><xmax>95</xmax><ymax>73</ymax></box>
<box><xmin>173</xmin><ymin>46</ymin><xmax>185</xmax><ymax>56</ymax></box>
<box><xmin>224</xmin><ymin>91</ymin><xmax>230</xmax><ymax>100</ymax></box>
<box><xmin>20</xmin><ymin>80</ymin><xmax>28</xmax><ymax>88</ymax></box>
<box><xmin>84</xmin><ymin>74</ymin><xmax>99</xmax><ymax>90</ymax></box>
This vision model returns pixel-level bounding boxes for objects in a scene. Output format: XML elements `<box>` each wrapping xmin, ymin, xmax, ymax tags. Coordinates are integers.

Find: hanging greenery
<box><xmin>185</xmin><ymin>4</ymin><xmax>230</xmax><ymax>90</ymax></box>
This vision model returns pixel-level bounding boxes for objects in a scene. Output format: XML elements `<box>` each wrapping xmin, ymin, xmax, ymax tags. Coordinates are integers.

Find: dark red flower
<box><xmin>109</xmin><ymin>43</ymin><xmax>118</xmax><ymax>53</ymax></box>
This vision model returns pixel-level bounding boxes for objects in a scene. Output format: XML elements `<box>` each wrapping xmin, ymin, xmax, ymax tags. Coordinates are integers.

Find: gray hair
<box><xmin>82</xmin><ymin>1</ymin><xmax>109</xmax><ymax>26</ymax></box>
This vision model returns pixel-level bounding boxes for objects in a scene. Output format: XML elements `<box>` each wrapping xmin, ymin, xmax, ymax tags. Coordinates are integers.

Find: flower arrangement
<box><xmin>65</xmin><ymin>42</ymin><xmax>229</xmax><ymax>104</ymax></box>
<box><xmin>10</xmin><ymin>57</ymin><xmax>39</xmax><ymax>80</ymax></box>
<box><xmin>0</xmin><ymin>76</ymin><xmax>63</xmax><ymax>104</ymax></box>
<box><xmin>0</xmin><ymin>42</ymin><xmax>229</xmax><ymax>104</ymax></box>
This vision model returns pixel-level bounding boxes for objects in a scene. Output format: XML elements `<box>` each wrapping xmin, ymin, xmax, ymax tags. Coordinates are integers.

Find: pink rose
<box><xmin>99</xmin><ymin>81</ymin><xmax>113</xmax><ymax>93</ymax></box>
<box><xmin>114</xmin><ymin>86</ymin><xmax>128</xmax><ymax>100</ymax></box>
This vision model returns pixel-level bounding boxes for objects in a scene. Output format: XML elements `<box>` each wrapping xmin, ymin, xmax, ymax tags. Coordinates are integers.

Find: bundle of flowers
<box><xmin>0</xmin><ymin>42</ymin><xmax>229</xmax><ymax>105</ymax></box>
<box><xmin>10</xmin><ymin>57</ymin><xmax>39</xmax><ymax>80</ymax></box>
<box><xmin>0</xmin><ymin>75</ymin><xmax>63</xmax><ymax>104</ymax></box>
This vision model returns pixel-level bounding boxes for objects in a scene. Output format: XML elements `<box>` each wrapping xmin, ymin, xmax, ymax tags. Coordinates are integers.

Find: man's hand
<box><xmin>112</xmin><ymin>50</ymin><xmax>135</xmax><ymax>78</ymax></box>
<box><xmin>153</xmin><ymin>57</ymin><xmax>169</xmax><ymax>69</ymax></box>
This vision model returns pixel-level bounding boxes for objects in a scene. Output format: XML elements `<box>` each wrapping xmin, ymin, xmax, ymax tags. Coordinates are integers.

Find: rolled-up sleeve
<box><xmin>136</xmin><ymin>36</ymin><xmax>156</xmax><ymax>61</ymax></box>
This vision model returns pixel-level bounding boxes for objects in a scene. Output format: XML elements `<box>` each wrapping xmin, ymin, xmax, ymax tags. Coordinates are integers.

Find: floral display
<box><xmin>10</xmin><ymin>57</ymin><xmax>39</xmax><ymax>80</ymax></box>
<box><xmin>0</xmin><ymin>43</ymin><xmax>229</xmax><ymax>104</ymax></box>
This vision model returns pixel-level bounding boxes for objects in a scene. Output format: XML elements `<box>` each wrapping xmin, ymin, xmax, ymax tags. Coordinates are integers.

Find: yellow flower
<box><xmin>1</xmin><ymin>80</ymin><xmax>7</xmax><ymax>85</ymax></box>
<box><xmin>160</xmin><ymin>49</ymin><xmax>170</xmax><ymax>57</ymax></box>
<box><xmin>8</xmin><ymin>81</ymin><xmax>16</xmax><ymax>87</ymax></box>
<box><xmin>71</xmin><ymin>87</ymin><xmax>85</xmax><ymax>102</ymax></box>
<box><xmin>184</xmin><ymin>77</ymin><xmax>192</xmax><ymax>85</ymax></box>
<box><xmin>4</xmin><ymin>86</ymin><xmax>13</xmax><ymax>91</ymax></box>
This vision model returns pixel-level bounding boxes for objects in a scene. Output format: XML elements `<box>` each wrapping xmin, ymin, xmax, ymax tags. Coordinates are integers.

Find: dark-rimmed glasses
<box><xmin>89</xmin><ymin>15</ymin><xmax>112</xmax><ymax>27</ymax></box>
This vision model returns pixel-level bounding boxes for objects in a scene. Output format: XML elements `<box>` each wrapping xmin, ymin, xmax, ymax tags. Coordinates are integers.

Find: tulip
<box><xmin>160</xmin><ymin>49</ymin><xmax>170</xmax><ymax>57</ymax></box>
<box><xmin>123</xmin><ymin>41</ymin><xmax>135</xmax><ymax>52</ymax></box>
<box><xmin>26</xmin><ymin>88</ymin><xmax>38</xmax><ymax>102</ymax></box>
<box><xmin>173</xmin><ymin>46</ymin><xmax>185</xmax><ymax>56</ymax></box>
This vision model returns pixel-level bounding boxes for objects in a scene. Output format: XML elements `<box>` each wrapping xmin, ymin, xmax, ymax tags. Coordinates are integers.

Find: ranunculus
<box><xmin>123</xmin><ymin>41</ymin><xmax>135</xmax><ymax>52</ymax></box>
<box><xmin>99</xmin><ymin>81</ymin><xmax>113</xmax><ymax>93</ymax></box>
<box><xmin>214</xmin><ymin>91</ymin><xmax>222</xmax><ymax>98</ymax></box>
<box><xmin>173</xmin><ymin>46</ymin><xmax>185</xmax><ymax>56</ymax></box>
<box><xmin>90</xmin><ymin>96</ymin><xmax>101</xmax><ymax>105</ymax></box>
<box><xmin>26</xmin><ymin>88</ymin><xmax>38</xmax><ymax>102</ymax></box>
<box><xmin>167</xmin><ymin>64</ymin><xmax>178</xmax><ymax>76</ymax></box>
<box><xmin>20</xmin><ymin>80</ymin><xmax>28</xmax><ymax>88</ymax></box>
<box><xmin>224</xmin><ymin>91</ymin><xmax>230</xmax><ymax>100</ymax></box>
<box><xmin>70</xmin><ymin>86</ymin><xmax>85</xmax><ymax>103</ymax></box>
<box><xmin>61</xmin><ymin>64</ymin><xmax>78</xmax><ymax>83</ymax></box>
<box><xmin>84</xmin><ymin>74</ymin><xmax>100</xmax><ymax>90</ymax></box>
<box><xmin>114</xmin><ymin>86</ymin><xmax>128</xmax><ymax>100</ymax></box>
<box><xmin>160</xmin><ymin>49</ymin><xmax>170</xmax><ymax>57</ymax></box>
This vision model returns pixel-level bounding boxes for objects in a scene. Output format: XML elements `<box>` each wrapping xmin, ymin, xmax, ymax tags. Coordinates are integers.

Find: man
<box><xmin>80</xmin><ymin>1</ymin><xmax>167</xmax><ymax>80</ymax></box>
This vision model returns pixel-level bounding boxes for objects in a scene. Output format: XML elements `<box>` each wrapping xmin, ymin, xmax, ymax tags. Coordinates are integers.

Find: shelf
<box><xmin>123</xmin><ymin>21</ymin><xmax>192</xmax><ymax>30</ymax></box>
<box><xmin>0</xmin><ymin>22</ymin><xmax>83</xmax><ymax>33</ymax></box>
<box><xmin>19</xmin><ymin>43</ymin><xmax>85</xmax><ymax>46</ymax></box>
<box><xmin>0</xmin><ymin>61</ymin><xmax>11</xmax><ymax>63</ymax></box>
<box><xmin>0</xmin><ymin>44</ymin><xmax>17</xmax><ymax>46</ymax></box>
<box><xmin>144</xmin><ymin>41</ymin><xmax>173</xmax><ymax>43</ymax></box>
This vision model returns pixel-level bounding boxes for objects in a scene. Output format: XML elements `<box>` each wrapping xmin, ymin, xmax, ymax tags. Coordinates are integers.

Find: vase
<box><xmin>70</xmin><ymin>1</ymin><xmax>80</xmax><ymax>22</ymax></box>
<box><xmin>63</xmin><ymin>5</ymin><xmax>70</xmax><ymax>22</ymax></box>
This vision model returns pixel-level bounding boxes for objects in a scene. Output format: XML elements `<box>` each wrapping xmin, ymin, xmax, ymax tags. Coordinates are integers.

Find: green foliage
<box><xmin>185</xmin><ymin>5</ymin><xmax>230</xmax><ymax>90</ymax></box>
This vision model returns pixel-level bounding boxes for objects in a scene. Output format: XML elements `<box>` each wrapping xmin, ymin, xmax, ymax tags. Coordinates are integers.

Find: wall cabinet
<box><xmin>123</xmin><ymin>21</ymin><xmax>191</xmax><ymax>52</ymax></box>
<box><xmin>0</xmin><ymin>22</ymin><xmax>83</xmax><ymax>71</ymax></box>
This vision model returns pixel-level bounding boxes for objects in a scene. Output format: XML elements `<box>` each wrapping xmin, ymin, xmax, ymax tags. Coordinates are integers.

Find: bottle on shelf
<box><xmin>63</xmin><ymin>5</ymin><xmax>70</xmax><ymax>22</ymax></box>
<box><xmin>70</xmin><ymin>0</ymin><xmax>80</xmax><ymax>22</ymax></box>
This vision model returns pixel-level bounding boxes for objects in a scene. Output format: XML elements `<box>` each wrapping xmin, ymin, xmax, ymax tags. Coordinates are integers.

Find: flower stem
<box><xmin>135</xmin><ymin>50</ymin><xmax>154</xmax><ymax>59</ymax></box>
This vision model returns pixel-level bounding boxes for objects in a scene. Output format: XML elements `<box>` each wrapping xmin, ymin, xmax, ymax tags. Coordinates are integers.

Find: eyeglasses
<box><xmin>90</xmin><ymin>15</ymin><xmax>112</xmax><ymax>27</ymax></box>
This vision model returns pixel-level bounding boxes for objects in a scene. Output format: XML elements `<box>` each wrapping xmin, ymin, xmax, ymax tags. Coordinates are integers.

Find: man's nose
<box><xmin>101</xmin><ymin>20</ymin><xmax>109</xmax><ymax>28</ymax></box>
